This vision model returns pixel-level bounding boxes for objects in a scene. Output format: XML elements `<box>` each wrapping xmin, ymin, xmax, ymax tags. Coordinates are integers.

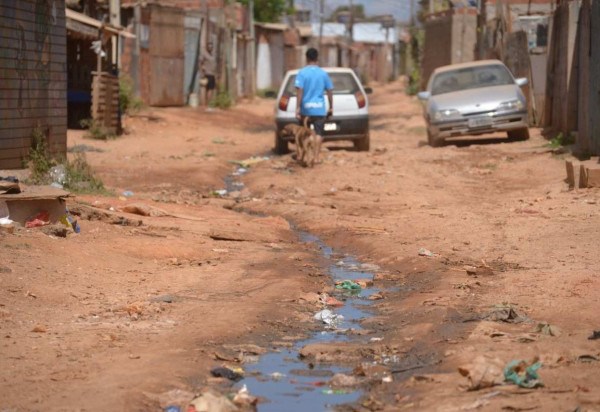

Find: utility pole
<box><xmin>132</xmin><ymin>1</ymin><xmax>140</xmax><ymax>95</ymax></box>
<box><xmin>109</xmin><ymin>0</ymin><xmax>120</xmax><ymax>68</ymax></box>
<box><xmin>319</xmin><ymin>0</ymin><xmax>324</xmax><ymax>57</ymax></box>
<box><xmin>249</xmin><ymin>0</ymin><xmax>256</xmax><ymax>97</ymax></box>
<box><xmin>348</xmin><ymin>0</ymin><xmax>354</xmax><ymax>67</ymax></box>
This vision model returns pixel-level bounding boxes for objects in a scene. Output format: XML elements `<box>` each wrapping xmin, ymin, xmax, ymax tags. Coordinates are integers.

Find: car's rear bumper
<box><xmin>276</xmin><ymin>115</ymin><xmax>369</xmax><ymax>141</ymax></box>
<box><xmin>430</xmin><ymin>110</ymin><xmax>528</xmax><ymax>139</ymax></box>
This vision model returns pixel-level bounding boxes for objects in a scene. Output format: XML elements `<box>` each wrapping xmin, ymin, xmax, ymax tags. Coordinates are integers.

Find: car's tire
<box><xmin>508</xmin><ymin>127</ymin><xmax>530</xmax><ymax>141</ymax></box>
<box><xmin>427</xmin><ymin>130</ymin><xmax>445</xmax><ymax>147</ymax></box>
<box><xmin>353</xmin><ymin>133</ymin><xmax>370</xmax><ymax>151</ymax></box>
<box><xmin>274</xmin><ymin>132</ymin><xmax>290</xmax><ymax>154</ymax></box>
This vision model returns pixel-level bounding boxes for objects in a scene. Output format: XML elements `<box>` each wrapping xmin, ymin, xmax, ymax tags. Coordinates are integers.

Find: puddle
<box><xmin>239</xmin><ymin>231</ymin><xmax>382</xmax><ymax>411</ymax></box>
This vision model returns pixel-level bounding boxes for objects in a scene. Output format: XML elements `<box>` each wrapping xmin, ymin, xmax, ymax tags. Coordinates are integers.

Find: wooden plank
<box><xmin>579</xmin><ymin>164</ymin><xmax>588</xmax><ymax>188</ymax></box>
<box><xmin>565</xmin><ymin>160</ymin><xmax>575</xmax><ymax>189</ymax></box>
<box><xmin>584</xmin><ymin>168</ymin><xmax>600</xmax><ymax>188</ymax></box>
<box><xmin>0</xmin><ymin>158</ymin><xmax>26</xmax><ymax>170</ymax></box>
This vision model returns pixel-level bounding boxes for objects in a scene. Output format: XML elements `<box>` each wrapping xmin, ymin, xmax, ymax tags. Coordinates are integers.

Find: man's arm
<box><xmin>326</xmin><ymin>89</ymin><xmax>333</xmax><ymax>118</ymax></box>
<box><xmin>296</xmin><ymin>87</ymin><xmax>303</xmax><ymax>120</ymax></box>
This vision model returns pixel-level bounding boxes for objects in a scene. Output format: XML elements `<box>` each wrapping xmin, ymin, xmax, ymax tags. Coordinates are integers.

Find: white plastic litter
<box><xmin>314</xmin><ymin>309</ymin><xmax>344</xmax><ymax>328</ymax></box>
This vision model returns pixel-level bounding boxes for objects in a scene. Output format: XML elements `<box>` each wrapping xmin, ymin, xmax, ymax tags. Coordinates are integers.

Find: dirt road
<box><xmin>1</xmin><ymin>81</ymin><xmax>599</xmax><ymax>411</ymax></box>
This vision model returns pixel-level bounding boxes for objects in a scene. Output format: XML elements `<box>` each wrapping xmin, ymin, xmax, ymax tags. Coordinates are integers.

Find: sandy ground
<box><xmin>1</xmin><ymin>81</ymin><xmax>599</xmax><ymax>411</ymax></box>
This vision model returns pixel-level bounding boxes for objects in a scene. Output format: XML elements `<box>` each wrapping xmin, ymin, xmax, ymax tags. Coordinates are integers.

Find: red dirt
<box><xmin>1</xmin><ymin>81</ymin><xmax>599</xmax><ymax>411</ymax></box>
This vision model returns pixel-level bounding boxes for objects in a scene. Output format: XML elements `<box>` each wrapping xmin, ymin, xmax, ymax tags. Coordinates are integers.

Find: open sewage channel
<box><xmin>219</xmin><ymin>163</ymin><xmax>390</xmax><ymax>411</ymax></box>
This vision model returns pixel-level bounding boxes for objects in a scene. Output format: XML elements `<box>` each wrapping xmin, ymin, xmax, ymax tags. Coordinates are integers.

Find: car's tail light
<box><xmin>354</xmin><ymin>91</ymin><xmax>366</xmax><ymax>109</ymax></box>
<box><xmin>278</xmin><ymin>94</ymin><xmax>290</xmax><ymax>111</ymax></box>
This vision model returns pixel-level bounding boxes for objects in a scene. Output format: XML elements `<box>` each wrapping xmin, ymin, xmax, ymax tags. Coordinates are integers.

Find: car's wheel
<box><xmin>353</xmin><ymin>133</ymin><xmax>370</xmax><ymax>151</ymax></box>
<box><xmin>274</xmin><ymin>132</ymin><xmax>289</xmax><ymax>154</ymax></box>
<box><xmin>427</xmin><ymin>130</ymin><xmax>444</xmax><ymax>147</ymax></box>
<box><xmin>508</xmin><ymin>127</ymin><xmax>530</xmax><ymax>141</ymax></box>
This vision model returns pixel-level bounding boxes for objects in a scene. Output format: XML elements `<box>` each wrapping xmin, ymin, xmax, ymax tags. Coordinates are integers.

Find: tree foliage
<box><xmin>328</xmin><ymin>4</ymin><xmax>365</xmax><ymax>22</ymax></box>
<box><xmin>238</xmin><ymin>0</ymin><xmax>290</xmax><ymax>23</ymax></box>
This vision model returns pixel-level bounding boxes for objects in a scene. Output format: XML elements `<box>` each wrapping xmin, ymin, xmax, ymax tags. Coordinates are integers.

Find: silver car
<box><xmin>418</xmin><ymin>60</ymin><xmax>529</xmax><ymax>147</ymax></box>
<box><xmin>274</xmin><ymin>67</ymin><xmax>371</xmax><ymax>154</ymax></box>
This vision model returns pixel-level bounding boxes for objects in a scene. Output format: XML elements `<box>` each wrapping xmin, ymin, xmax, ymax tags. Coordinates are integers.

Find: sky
<box><xmin>295</xmin><ymin>0</ymin><xmax>412</xmax><ymax>24</ymax></box>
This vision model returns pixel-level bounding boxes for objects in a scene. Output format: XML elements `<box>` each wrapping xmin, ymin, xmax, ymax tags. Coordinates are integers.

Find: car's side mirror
<box><xmin>515</xmin><ymin>77</ymin><xmax>528</xmax><ymax>87</ymax></box>
<box><xmin>417</xmin><ymin>91</ymin><xmax>431</xmax><ymax>100</ymax></box>
<box><xmin>364</xmin><ymin>87</ymin><xmax>373</xmax><ymax>94</ymax></box>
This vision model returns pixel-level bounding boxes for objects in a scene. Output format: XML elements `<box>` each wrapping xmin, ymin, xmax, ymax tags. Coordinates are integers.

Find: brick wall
<box><xmin>0</xmin><ymin>0</ymin><xmax>67</xmax><ymax>169</ymax></box>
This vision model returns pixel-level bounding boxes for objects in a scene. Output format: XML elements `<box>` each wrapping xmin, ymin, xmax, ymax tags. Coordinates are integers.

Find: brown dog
<box><xmin>281</xmin><ymin>117</ymin><xmax>320</xmax><ymax>167</ymax></box>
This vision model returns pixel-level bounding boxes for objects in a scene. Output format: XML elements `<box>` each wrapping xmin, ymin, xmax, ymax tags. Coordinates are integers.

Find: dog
<box><xmin>281</xmin><ymin>117</ymin><xmax>321</xmax><ymax>167</ymax></box>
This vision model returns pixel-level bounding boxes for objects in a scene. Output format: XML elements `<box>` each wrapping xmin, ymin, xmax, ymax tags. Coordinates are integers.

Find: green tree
<box><xmin>239</xmin><ymin>0</ymin><xmax>290</xmax><ymax>23</ymax></box>
<box><xmin>328</xmin><ymin>4</ymin><xmax>365</xmax><ymax>22</ymax></box>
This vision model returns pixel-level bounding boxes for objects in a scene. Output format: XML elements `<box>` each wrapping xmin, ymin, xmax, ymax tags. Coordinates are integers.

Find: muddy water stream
<box><xmin>223</xmin><ymin>165</ymin><xmax>384</xmax><ymax>410</ymax></box>
<box><xmin>242</xmin><ymin>232</ymin><xmax>382</xmax><ymax>411</ymax></box>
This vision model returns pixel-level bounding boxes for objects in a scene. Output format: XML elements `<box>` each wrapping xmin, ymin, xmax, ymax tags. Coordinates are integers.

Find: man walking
<box><xmin>295</xmin><ymin>47</ymin><xmax>334</xmax><ymax>160</ymax></box>
<box><xmin>201</xmin><ymin>42</ymin><xmax>217</xmax><ymax>105</ymax></box>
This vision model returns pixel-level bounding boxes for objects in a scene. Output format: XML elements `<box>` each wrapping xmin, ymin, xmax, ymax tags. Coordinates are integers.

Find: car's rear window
<box><xmin>283</xmin><ymin>73</ymin><xmax>360</xmax><ymax>96</ymax></box>
<box><xmin>431</xmin><ymin>65</ymin><xmax>514</xmax><ymax>95</ymax></box>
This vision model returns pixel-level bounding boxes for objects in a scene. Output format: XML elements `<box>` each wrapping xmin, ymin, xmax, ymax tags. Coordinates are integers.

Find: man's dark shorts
<box><xmin>205</xmin><ymin>74</ymin><xmax>216</xmax><ymax>90</ymax></box>
<box><xmin>301</xmin><ymin>116</ymin><xmax>326</xmax><ymax>136</ymax></box>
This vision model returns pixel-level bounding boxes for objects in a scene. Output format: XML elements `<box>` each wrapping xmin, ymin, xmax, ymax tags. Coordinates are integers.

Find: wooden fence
<box><xmin>544</xmin><ymin>0</ymin><xmax>600</xmax><ymax>156</ymax></box>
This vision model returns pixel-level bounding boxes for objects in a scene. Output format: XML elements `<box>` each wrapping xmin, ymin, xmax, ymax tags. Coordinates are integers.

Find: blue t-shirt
<box><xmin>295</xmin><ymin>65</ymin><xmax>333</xmax><ymax>117</ymax></box>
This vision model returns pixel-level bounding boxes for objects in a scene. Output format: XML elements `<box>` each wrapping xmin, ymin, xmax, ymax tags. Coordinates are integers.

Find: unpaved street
<box><xmin>2</xmin><ymin>81</ymin><xmax>600</xmax><ymax>411</ymax></box>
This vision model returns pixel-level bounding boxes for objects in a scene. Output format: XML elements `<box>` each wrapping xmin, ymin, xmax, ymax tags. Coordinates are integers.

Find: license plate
<box><xmin>468</xmin><ymin>117</ymin><xmax>493</xmax><ymax>128</ymax></box>
<box><xmin>324</xmin><ymin>122</ymin><xmax>337</xmax><ymax>131</ymax></box>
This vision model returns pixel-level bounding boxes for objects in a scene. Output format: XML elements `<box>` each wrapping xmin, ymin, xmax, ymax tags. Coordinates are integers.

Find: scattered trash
<box><xmin>313</xmin><ymin>309</ymin><xmax>344</xmax><ymax>328</ymax></box>
<box><xmin>535</xmin><ymin>322</ymin><xmax>561</xmax><ymax>337</ymax></box>
<box><xmin>335</xmin><ymin>280</ymin><xmax>362</xmax><ymax>292</ymax></box>
<box><xmin>122</xmin><ymin>190</ymin><xmax>134</xmax><ymax>197</ymax></box>
<box><xmin>210</xmin><ymin>366</ymin><xmax>244</xmax><ymax>382</ymax></box>
<box><xmin>230</xmin><ymin>156</ymin><xmax>269</xmax><ymax>168</ymax></box>
<box><xmin>0</xmin><ymin>217</ymin><xmax>13</xmax><ymax>226</ymax></box>
<box><xmin>212</xmin><ymin>189</ymin><xmax>228</xmax><ymax>197</ymax></box>
<box><xmin>188</xmin><ymin>391</ymin><xmax>237</xmax><ymax>412</ymax></box>
<box><xmin>48</xmin><ymin>165</ymin><xmax>67</xmax><ymax>186</ymax></box>
<box><xmin>232</xmin><ymin>384</ymin><xmax>258</xmax><ymax>407</ymax></box>
<box><xmin>59</xmin><ymin>211</ymin><xmax>80</xmax><ymax>233</ymax></box>
<box><xmin>232</xmin><ymin>167</ymin><xmax>247</xmax><ymax>176</ymax></box>
<box><xmin>322</xmin><ymin>388</ymin><xmax>351</xmax><ymax>395</ymax></box>
<box><xmin>588</xmin><ymin>330</ymin><xmax>600</xmax><ymax>340</ymax></box>
<box><xmin>482</xmin><ymin>304</ymin><xmax>528</xmax><ymax>323</ymax></box>
<box><xmin>503</xmin><ymin>359</ymin><xmax>543</xmax><ymax>388</ymax></box>
<box><xmin>25</xmin><ymin>210</ymin><xmax>50</xmax><ymax>228</ymax></box>
<box><xmin>418</xmin><ymin>248</ymin><xmax>434</xmax><ymax>257</ymax></box>
<box><xmin>269</xmin><ymin>372</ymin><xmax>285</xmax><ymax>381</ymax></box>
<box><xmin>157</xmin><ymin>389</ymin><xmax>195</xmax><ymax>411</ymax></box>
<box><xmin>0</xmin><ymin>176</ymin><xmax>21</xmax><ymax>194</ymax></box>
<box><xmin>458</xmin><ymin>355</ymin><xmax>504</xmax><ymax>390</ymax></box>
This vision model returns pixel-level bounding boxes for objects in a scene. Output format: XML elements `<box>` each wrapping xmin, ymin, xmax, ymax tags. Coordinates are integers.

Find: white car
<box><xmin>418</xmin><ymin>60</ymin><xmax>529</xmax><ymax>147</ymax></box>
<box><xmin>274</xmin><ymin>67</ymin><xmax>371</xmax><ymax>153</ymax></box>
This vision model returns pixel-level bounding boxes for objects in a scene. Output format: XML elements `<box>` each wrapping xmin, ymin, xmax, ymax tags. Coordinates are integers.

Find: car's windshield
<box><xmin>284</xmin><ymin>73</ymin><xmax>360</xmax><ymax>96</ymax></box>
<box><xmin>431</xmin><ymin>65</ymin><xmax>514</xmax><ymax>96</ymax></box>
